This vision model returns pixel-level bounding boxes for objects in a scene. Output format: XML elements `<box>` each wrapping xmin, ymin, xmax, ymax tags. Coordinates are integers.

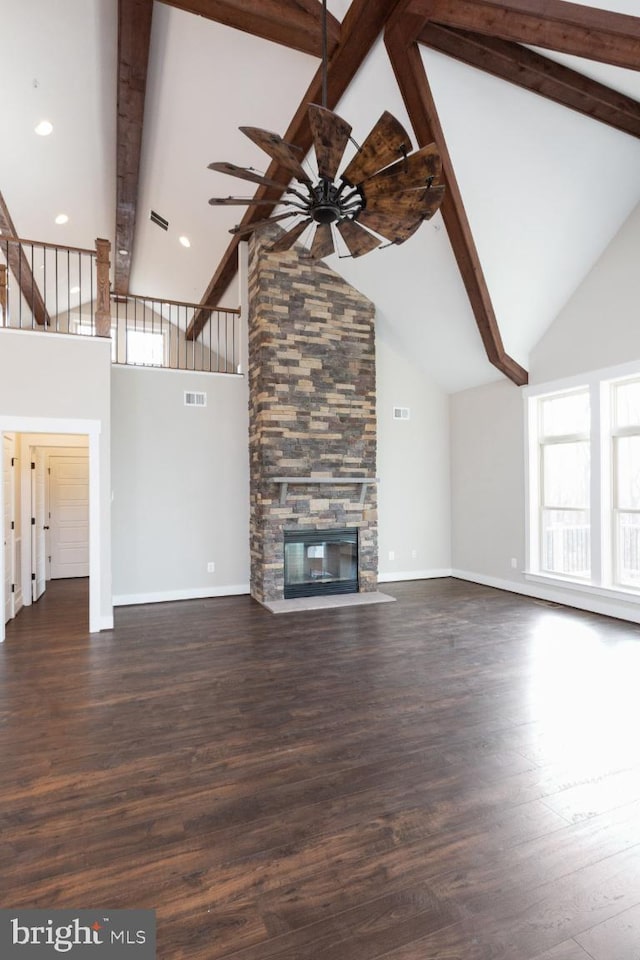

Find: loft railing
<box><xmin>0</xmin><ymin>235</ymin><xmax>240</xmax><ymax>374</ymax></box>
<box><xmin>0</xmin><ymin>234</ymin><xmax>106</xmax><ymax>333</ymax></box>
<box><xmin>109</xmin><ymin>294</ymin><xmax>240</xmax><ymax>373</ymax></box>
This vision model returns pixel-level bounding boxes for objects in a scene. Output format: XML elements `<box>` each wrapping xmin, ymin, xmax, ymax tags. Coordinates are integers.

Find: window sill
<box><xmin>524</xmin><ymin>571</ymin><xmax>640</xmax><ymax>605</ymax></box>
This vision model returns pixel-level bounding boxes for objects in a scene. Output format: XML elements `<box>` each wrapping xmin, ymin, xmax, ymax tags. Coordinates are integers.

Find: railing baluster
<box><xmin>67</xmin><ymin>249</ymin><xmax>71</xmax><ymax>333</ymax></box>
<box><xmin>0</xmin><ymin>263</ymin><xmax>6</xmax><ymax>327</ymax></box>
<box><xmin>29</xmin><ymin>242</ymin><xmax>35</xmax><ymax>329</ymax></box>
<box><xmin>43</xmin><ymin>245</ymin><xmax>47</xmax><ymax>326</ymax></box>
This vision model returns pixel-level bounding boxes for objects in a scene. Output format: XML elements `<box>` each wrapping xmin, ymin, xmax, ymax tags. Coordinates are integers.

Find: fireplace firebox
<box><xmin>283</xmin><ymin>529</ymin><xmax>358</xmax><ymax>599</ymax></box>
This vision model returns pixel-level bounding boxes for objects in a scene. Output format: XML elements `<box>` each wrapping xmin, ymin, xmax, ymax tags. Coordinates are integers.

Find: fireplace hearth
<box><xmin>284</xmin><ymin>529</ymin><xmax>358</xmax><ymax>599</ymax></box>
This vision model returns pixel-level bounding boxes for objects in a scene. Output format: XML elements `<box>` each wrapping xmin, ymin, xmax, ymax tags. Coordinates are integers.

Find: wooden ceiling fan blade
<box><xmin>309</xmin><ymin>222</ymin><xmax>335</xmax><ymax>259</ymax></box>
<box><xmin>269</xmin><ymin>219</ymin><xmax>312</xmax><ymax>253</ymax></box>
<box><xmin>208</xmin><ymin>162</ymin><xmax>284</xmax><ymax>190</ymax></box>
<box><xmin>358</xmin><ymin>210</ymin><xmax>423</xmax><ymax>244</ymax></box>
<box><xmin>240</xmin><ymin>126</ymin><xmax>311</xmax><ymax>184</ymax></box>
<box><xmin>209</xmin><ymin>197</ymin><xmax>286</xmax><ymax>206</ymax></box>
<box><xmin>362</xmin><ymin>192</ymin><xmax>424</xmax><ymax>217</ymax></box>
<box><xmin>229</xmin><ymin>213</ymin><xmax>296</xmax><ymax>236</ymax></box>
<box><xmin>336</xmin><ymin>220</ymin><xmax>380</xmax><ymax>258</ymax></box>
<box><xmin>361</xmin><ymin>144</ymin><xmax>442</xmax><ymax>199</ymax></box>
<box><xmin>341</xmin><ymin>112</ymin><xmax>412</xmax><ymax>186</ymax></box>
<box><xmin>364</xmin><ymin>184</ymin><xmax>445</xmax><ymax>219</ymax></box>
<box><xmin>308</xmin><ymin>104</ymin><xmax>352</xmax><ymax>181</ymax></box>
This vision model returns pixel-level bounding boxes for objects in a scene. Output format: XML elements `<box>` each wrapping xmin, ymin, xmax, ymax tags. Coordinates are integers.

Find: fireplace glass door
<box><xmin>284</xmin><ymin>529</ymin><xmax>358</xmax><ymax>599</ymax></box>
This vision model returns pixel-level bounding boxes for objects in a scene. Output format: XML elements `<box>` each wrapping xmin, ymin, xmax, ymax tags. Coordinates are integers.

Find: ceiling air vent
<box><xmin>150</xmin><ymin>209</ymin><xmax>169</xmax><ymax>231</ymax></box>
<box><xmin>393</xmin><ymin>406</ymin><xmax>410</xmax><ymax>421</ymax></box>
<box><xmin>185</xmin><ymin>391</ymin><xmax>206</xmax><ymax>408</ymax></box>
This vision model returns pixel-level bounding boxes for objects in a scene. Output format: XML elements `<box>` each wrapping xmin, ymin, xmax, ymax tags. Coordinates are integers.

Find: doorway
<box><xmin>10</xmin><ymin>436</ymin><xmax>90</xmax><ymax>614</ymax></box>
<box><xmin>0</xmin><ymin>416</ymin><xmax>104</xmax><ymax>642</ymax></box>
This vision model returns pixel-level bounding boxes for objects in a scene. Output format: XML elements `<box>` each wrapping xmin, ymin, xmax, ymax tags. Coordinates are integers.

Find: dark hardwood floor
<box><xmin>2</xmin><ymin>578</ymin><xmax>640</xmax><ymax>959</ymax></box>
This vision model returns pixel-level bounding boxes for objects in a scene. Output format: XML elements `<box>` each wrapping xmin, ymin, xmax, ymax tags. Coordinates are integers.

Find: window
<box><xmin>538</xmin><ymin>391</ymin><xmax>590</xmax><ymax>578</ymax></box>
<box><xmin>612</xmin><ymin>379</ymin><xmax>640</xmax><ymax>587</ymax></box>
<box><xmin>125</xmin><ymin>329</ymin><xmax>165</xmax><ymax>367</ymax></box>
<box><xmin>526</xmin><ymin>365</ymin><xmax>640</xmax><ymax>602</ymax></box>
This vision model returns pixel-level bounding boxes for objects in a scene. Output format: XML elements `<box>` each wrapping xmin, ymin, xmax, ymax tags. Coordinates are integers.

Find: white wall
<box><xmin>530</xmin><ymin>201</ymin><xmax>640</xmax><ymax>383</ymax></box>
<box><xmin>376</xmin><ymin>336</ymin><xmax>451</xmax><ymax>580</ymax></box>
<box><xmin>451</xmin><ymin>378</ymin><xmax>525</xmax><ymax>582</ymax></box>
<box><xmin>450</xmin><ymin>200</ymin><xmax>640</xmax><ymax>622</ymax></box>
<box><xmin>0</xmin><ymin>329</ymin><xmax>112</xmax><ymax>633</ymax></box>
<box><xmin>111</xmin><ymin>366</ymin><xmax>250</xmax><ymax>603</ymax></box>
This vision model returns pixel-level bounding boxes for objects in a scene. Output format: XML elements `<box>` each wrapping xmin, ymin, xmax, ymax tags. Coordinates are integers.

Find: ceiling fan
<box><xmin>207</xmin><ymin>2</ymin><xmax>445</xmax><ymax>259</ymax></box>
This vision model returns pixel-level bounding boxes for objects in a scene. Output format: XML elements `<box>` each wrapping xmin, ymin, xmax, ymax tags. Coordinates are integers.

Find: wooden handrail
<box><xmin>111</xmin><ymin>292</ymin><xmax>240</xmax><ymax>314</ymax></box>
<box><xmin>0</xmin><ymin>234</ymin><xmax>97</xmax><ymax>257</ymax></box>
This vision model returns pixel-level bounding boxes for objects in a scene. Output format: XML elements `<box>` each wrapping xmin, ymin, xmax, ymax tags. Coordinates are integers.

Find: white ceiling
<box><xmin>2</xmin><ymin>0</ymin><xmax>640</xmax><ymax>392</ymax></box>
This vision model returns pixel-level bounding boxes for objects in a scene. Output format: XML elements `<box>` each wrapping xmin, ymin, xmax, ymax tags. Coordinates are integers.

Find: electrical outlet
<box><xmin>388</xmin><ymin>550</ymin><xmax>395</xmax><ymax>561</ymax></box>
<box><xmin>411</xmin><ymin>549</ymin><xmax>417</xmax><ymax>559</ymax></box>
<box><xmin>207</xmin><ymin>562</ymin><xmax>216</xmax><ymax>573</ymax></box>
<box><xmin>510</xmin><ymin>558</ymin><xmax>518</xmax><ymax>569</ymax></box>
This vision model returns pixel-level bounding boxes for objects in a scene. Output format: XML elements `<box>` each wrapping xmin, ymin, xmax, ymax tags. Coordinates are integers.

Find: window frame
<box><xmin>124</xmin><ymin>327</ymin><xmax>167</xmax><ymax>368</ymax></box>
<box><xmin>524</xmin><ymin>359</ymin><xmax>640</xmax><ymax>604</ymax></box>
<box><xmin>610</xmin><ymin>378</ymin><xmax>640</xmax><ymax>589</ymax></box>
<box><xmin>535</xmin><ymin>389</ymin><xmax>591</xmax><ymax>580</ymax></box>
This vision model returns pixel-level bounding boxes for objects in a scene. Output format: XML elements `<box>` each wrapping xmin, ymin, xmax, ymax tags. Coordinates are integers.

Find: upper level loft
<box><xmin>0</xmin><ymin>235</ymin><xmax>240</xmax><ymax>375</ymax></box>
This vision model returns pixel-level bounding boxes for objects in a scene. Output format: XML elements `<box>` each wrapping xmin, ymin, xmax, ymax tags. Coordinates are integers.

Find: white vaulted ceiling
<box><xmin>1</xmin><ymin>0</ymin><xmax>640</xmax><ymax>391</ymax></box>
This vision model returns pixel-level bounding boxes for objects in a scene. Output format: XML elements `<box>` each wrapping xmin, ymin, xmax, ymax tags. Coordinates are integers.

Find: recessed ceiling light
<box><xmin>55</xmin><ymin>213</ymin><xmax>69</xmax><ymax>225</ymax></box>
<box><xmin>70</xmin><ymin>286</ymin><xmax>80</xmax><ymax>294</ymax></box>
<box><xmin>35</xmin><ymin>120</ymin><xmax>53</xmax><ymax>136</ymax></box>
<box><xmin>179</xmin><ymin>236</ymin><xmax>191</xmax><ymax>248</ymax></box>
<box><xmin>118</xmin><ymin>248</ymin><xmax>128</xmax><ymax>256</ymax></box>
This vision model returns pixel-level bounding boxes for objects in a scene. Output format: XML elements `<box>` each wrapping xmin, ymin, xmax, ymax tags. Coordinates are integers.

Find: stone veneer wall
<box><xmin>248</xmin><ymin>228</ymin><xmax>378</xmax><ymax>603</ymax></box>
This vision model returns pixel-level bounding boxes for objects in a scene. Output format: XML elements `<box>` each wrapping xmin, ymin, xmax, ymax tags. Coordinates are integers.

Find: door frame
<box><xmin>3</xmin><ymin>434</ymin><xmax>15</xmax><ymax>624</ymax></box>
<box><xmin>0</xmin><ymin>416</ymin><xmax>102</xmax><ymax>641</ymax></box>
<box><xmin>30</xmin><ymin>447</ymin><xmax>46</xmax><ymax>602</ymax></box>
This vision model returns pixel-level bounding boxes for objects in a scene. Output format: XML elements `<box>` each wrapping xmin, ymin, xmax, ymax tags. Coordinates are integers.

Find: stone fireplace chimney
<box><xmin>248</xmin><ymin>228</ymin><xmax>378</xmax><ymax>605</ymax></box>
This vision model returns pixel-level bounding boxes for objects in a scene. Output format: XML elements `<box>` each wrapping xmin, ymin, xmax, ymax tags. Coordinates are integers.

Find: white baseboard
<box><xmin>97</xmin><ymin>614</ymin><xmax>114</xmax><ymax>631</ymax></box>
<box><xmin>378</xmin><ymin>568</ymin><xmax>453</xmax><ymax>583</ymax></box>
<box><xmin>451</xmin><ymin>568</ymin><xmax>640</xmax><ymax>625</ymax></box>
<box><xmin>113</xmin><ymin>584</ymin><xmax>250</xmax><ymax>607</ymax></box>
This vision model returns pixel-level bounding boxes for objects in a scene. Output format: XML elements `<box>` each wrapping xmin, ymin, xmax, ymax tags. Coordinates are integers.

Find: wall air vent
<box><xmin>185</xmin><ymin>391</ymin><xmax>207</xmax><ymax>407</ymax></box>
<box><xmin>150</xmin><ymin>209</ymin><xmax>169</xmax><ymax>231</ymax></box>
<box><xmin>393</xmin><ymin>406</ymin><xmax>410</xmax><ymax>421</ymax></box>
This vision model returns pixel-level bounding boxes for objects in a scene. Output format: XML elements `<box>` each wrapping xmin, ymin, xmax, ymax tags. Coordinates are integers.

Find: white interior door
<box><xmin>3</xmin><ymin>435</ymin><xmax>14</xmax><ymax>624</ymax></box>
<box><xmin>49</xmin><ymin>455</ymin><xmax>89</xmax><ymax>579</ymax></box>
<box><xmin>31</xmin><ymin>450</ymin><xmax>46</xmax><ymax>602</ymax></box>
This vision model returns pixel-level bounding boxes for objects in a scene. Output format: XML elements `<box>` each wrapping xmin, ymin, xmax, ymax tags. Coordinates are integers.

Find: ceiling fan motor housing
<box><xmin>309</xmin><ymin>177</ymin><xmax>363</xmax><ymax>224</ymax></box>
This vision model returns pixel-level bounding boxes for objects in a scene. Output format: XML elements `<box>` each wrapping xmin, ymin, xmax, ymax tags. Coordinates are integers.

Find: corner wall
<box><xmin>450</xmin><ymin>200</ymin><xmax>640</xmax><ymax>621</ymax></box>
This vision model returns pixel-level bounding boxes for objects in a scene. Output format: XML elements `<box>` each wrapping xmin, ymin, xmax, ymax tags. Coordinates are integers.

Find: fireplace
<box><xmin>248</xmin><ymin>227</ymin><xmax>378</xmax><ymax>605</ymax></box>
<box><xmin>284</xmin><ymin>529</ymin><xmax>358</xmax><ymax>599</ymax></box>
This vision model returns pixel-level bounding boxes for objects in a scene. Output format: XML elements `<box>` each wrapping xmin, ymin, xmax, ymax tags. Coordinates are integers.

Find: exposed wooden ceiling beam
<box><xmin>385</xmin><ymin>23</ymin><xmax>528</xmax><ymax>386</ymax></box>
<box><xmin>0</xmin><ymin>190</ymin><xmax>51</xmax><ymax>327</ymax></box>
<box><xmin>187</xmin><ymin>0</ymin><xmax>406</xmax><ymax>339</ymax></box>
<box><xmin>115</xmin><ymin>0</ymin><xmax>154</xmax><ymax>297</ymax></box>
<box><xmin>410</xmin><ymin>0</ymin><xmax>640</xmax><ymax>70</ymax></box>
<box><xmin>420</xmin><ymin>24</ymin><xmax>640</xmax><ymax>140</ymax></box>
<box><xmin>160</xmin><ymin>0</ymin><xmax>340</xmax><ymax>57</ymax></box>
